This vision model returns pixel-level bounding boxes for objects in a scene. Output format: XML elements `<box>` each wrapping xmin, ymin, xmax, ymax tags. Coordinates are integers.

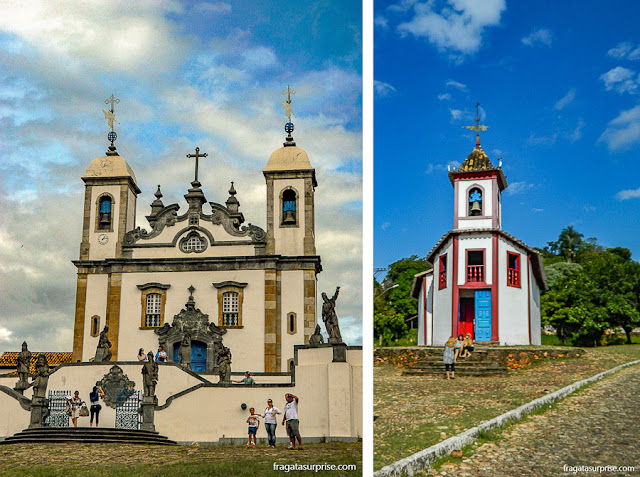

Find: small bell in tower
<box><xmin>282</xmin><ymin>209</ymin><xmax>296</xmax><ymax>224</ymax></box>
<box><xmin>470</xmin><ymin>201</ymin><xmax>482</xmax><ymax>216</ymax></box>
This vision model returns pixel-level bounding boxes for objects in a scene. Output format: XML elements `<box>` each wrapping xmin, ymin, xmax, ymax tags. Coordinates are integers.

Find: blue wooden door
<box><xmin>191</xmin><ymin>341</ymin><xmax>207</xmax><ymax>372</ymax></box>
<box><xmin>474</xmin><ymin>290</ymin><xmax>492</xmax><ymax>341</ymax></box>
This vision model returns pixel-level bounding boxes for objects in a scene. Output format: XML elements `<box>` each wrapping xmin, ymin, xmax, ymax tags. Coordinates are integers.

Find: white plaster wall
<box><xmin>280</xmin><ymin>270</ymin><xmax>305</xmax><ymax>371</ymax></box>
<box><xmin>273</xmin><ymin>178</ymin><xmax>305</xmax><ymax>256</ymax></box>
<box><xmin>117</xmin><ymin>270</ymin><xmax>265</xmax><ymax>371</ymax></box>
<box><xmin>88</xmin><ymin>184</ymin><xmax>122</xmax><ymax>261</ymax></box>
<box><xmin>498</xmin><ymin>238</ymin><xmax>529</xmax><ymax>345</ymax></box>
<box><xmin>456</xmin><ymin>178</ymin><xmax>494</xmax><ymax>230</ymax></box>
<box><xmin>130</xmin><ymin>243</ymin><xmax>255</xmax><ymax>259</ymax></box>
<box><xmin>433</xmin><ymin>241</ymin><xmax>453</xmax><ymax>346</ymax></box>
<box><xmin>457</xmin><ymin>234</ymin><xmax>493</xmax><ymax>286</ymax></box>
<box><xmin>127</xmin><ymin>187</ymin><xmax>137</xmax><ymax>232</ymax></box>
<box><xmin>0</xmin><ymin>390</ymin><xmax>30</xmax><ymax>437</ymax></box>
<box><xmin>530</xmin><ymin>267</ymin><xmax>542</xmax><ymax>345</ymax></box>
<box><xmin>82</xmin><ymin>273</ymin><xmax>109</xmax><ymax>362</ymax></box>
<box><xmin>417</xmin><ymin>274</ymin><xmax>434</xmax><ymax>346</ymax></box>
<box><xmin>0</xmin><ymin>375</ymin><xmax>16</xmax><ymax>387</ymax></box>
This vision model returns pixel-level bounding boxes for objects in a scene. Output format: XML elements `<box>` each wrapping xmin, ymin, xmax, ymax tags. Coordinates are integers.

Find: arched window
<box><xmin>281</xmin><ymin>188</ymin><xmax>297</xmax><ymax>226</ymax></box>
<box><xmin>90</xmin><ymin>315</ymin><xmax>100</xmax><ymax>337</ymax></box>
<box><xmin>222</xmin><ymin>292</ymin><xmax>239</xmax><ymax>326</ymax></box>
<box><xmin>287</xmin><ymin>312</ymin><xmax>297</xmax><ymax>335</ymax></box>
<box><xmin>468</xmin><ymin>188</ymin><xmax>483</xmax><ymax>216</ymax></box>
<box><xmin>179</xmin><ymin>231</ymin><xmax>207</xmax><ymax>253</ymax></box>
<box><xmin>145</xmin><ymin>293</ymin><xmax>162</xmax><ymax>327</ymax></box>
<box><xmin>98</xmin><ymin>196</ymin><xmax>113</xmax><ymax>230</ymax></box>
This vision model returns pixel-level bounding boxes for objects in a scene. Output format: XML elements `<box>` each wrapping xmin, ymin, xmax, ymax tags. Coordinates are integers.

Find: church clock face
<box><xmin>98</xmin><ymin>234</ymin><xmax>109</xmax><ymax>245</ymax></box>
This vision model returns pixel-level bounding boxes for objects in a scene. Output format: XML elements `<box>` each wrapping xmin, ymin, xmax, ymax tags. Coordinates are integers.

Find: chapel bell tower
<box><xmin>263</xmin><ymin>86</ymin><xmax>317</xmax><ymax>257</ymax></box>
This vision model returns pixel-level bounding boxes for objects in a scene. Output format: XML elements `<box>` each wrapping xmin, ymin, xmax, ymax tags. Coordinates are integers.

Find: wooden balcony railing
<box><xmin>508</xmin><ymin>268</ymin><xmax>519</xmax><ymax>287</ymax></box>
<box><xmin>439</xmin><ymin>270</ymin><xmax>447</xmax><ymax>288</ymax></box>
<box><xmin>467</xmin><ymin>265</ymin><xmax>484</xmax><ymax>283</ymax></box>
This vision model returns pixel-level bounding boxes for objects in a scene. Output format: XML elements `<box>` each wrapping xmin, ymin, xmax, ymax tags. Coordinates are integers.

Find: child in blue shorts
<box><xmin>246</xmin><ymin>407</ymin><xmax>260</xmax><ymax>448</ymax></box>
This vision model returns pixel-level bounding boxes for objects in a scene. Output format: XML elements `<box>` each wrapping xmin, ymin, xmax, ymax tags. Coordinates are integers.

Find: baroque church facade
<box><xmin>411</xmin><ymin>132</ymin><xmax>547</xmax><ymax>346</ymax></box>
<box><xmin>72</xmin><ymin>124</ymin><xmax>320</xmax><ymax>373</ymax></box>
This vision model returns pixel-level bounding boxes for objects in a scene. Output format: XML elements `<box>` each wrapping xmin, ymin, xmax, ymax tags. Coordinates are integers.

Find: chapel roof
<box><xmin>0</xmin><ymin>352</ymin><xmax>74</xmax><ymax>374</ymax></box>
<box><xmin>264</xmin><ymin>145</ymin><xmax>314</xmax><ymax>172</ymax></box>
<box><xmin>84</xmin><ymin>154</ymin><xmax>138</xmax><ymax>184</ymax></box>
<box><xmin>448</xmin><ymin>143</ymin><xmax>508</xmax><ymax>189</ymax></box>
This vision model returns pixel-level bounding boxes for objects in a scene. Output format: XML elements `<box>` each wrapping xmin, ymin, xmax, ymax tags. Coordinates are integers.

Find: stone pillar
<box><xmin>140</xmin><ymin>396</ymin><xmax>156</xmax><ymax>432</ymax></box>
<box><xmin>28</xmin><ymin>396</ymin><xmax>48</xmax><ymax>429</ymax></box>
<box><xmin>264</xmin><ymin>269</ymin><xmax>277</xmax><ymax>371</ymax></box>
<box><xmin>332</xmin><ymin>343</ymin><xmax>348</xmax><ymax>363</ymax></box>
<box><xmin>303</xmin><ymin>270</ymin><xmax>316</xmax><ymax>344</ymax></box>
<box><xmin>72</xmin><ymin>272</ymin><xmax>88</xmax><ymax>362</ymax></box>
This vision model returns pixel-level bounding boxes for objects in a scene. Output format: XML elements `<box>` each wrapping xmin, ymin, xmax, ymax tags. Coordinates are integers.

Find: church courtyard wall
<box><xmin>0</xmin><ymin>347</ymin><xmax>362</xmax><ymax>443</ymax></box>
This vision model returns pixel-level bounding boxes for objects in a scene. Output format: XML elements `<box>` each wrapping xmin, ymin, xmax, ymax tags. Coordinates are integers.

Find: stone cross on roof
<box><xmin>186</xmin><ymin>147</ymin><xmax>208</xmax><ymax>183</ymax></box>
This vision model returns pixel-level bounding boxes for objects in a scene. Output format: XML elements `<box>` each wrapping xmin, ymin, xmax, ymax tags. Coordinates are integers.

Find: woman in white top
<box><xmin>261</xmin><ymin>398</ymin><xmax>282</xmax><ymax>448</ymax></box>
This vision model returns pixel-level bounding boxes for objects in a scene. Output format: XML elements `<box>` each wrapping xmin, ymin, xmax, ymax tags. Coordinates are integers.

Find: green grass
<box><xmin>0</xmin><ymin>442</ymin><xmax>362</xmax><ymax>477</ymax></box>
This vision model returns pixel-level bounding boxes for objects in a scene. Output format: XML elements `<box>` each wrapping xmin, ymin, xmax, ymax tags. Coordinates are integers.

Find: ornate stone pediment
<box><xmin>123</xmin><ymin>204</ymin><xmax>180</xmax><ymax>245</ymax></box>
<box><xmin>96</xmin><ymin>365</ymin><xmax>136</xmax><ymax>409</ymax></box>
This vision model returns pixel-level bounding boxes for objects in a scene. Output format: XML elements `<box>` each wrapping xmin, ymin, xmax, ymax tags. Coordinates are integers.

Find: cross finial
<box><xmin>188</xmin><ymin>285</ymin><xmax>195</xmax><ymax>296</ymax></box>
<box><xmin>103</xmin><ymin>94</ymin><xmax>121</xmax><ymax>153</ymax></box>
<box><xmin>461</xmin><ymin>102</ymin><xmax>489</xmax><ymax>147</ymax></box>
<box><xmin>186</xmin><ymin>147</ymin><xmax>208</xmax><ymax>183</ymax></box>
<box><xmin>281</xmin><ymin>85</ymin><xmax>296</xmax><ymax>123</ymax></box>
<box><xmin>105</xmin><ymin>94</ymin><xmax>120</xmax><ymax>113</ymax></box>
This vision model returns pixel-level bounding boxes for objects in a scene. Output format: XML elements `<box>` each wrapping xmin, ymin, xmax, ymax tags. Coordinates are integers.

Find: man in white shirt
<box><xmin>282</xmin><ymin>393</ymin><xmax>302</xmax><ymax>450</ymax></box>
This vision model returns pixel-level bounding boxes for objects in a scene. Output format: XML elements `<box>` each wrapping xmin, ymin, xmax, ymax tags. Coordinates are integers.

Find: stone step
<box><xmin>410</xmin><ymin>362</ymin><xmax>505</xmax><ymax>369</ymax></box>
<box><xmin>2</xmin><ymin>427</ymin><xmax>176</xmax><ymax>445</ymax></box>
<box><xmin>402</xmin><ymin>368</ymin><xmax>507</xmax><ymax>377</ymax></box>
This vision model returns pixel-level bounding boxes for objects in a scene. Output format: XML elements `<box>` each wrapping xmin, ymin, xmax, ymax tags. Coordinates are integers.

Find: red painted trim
<box><xmin>492</xmin><ymin>178</ymin><xmax>498</xmax><ymax>228</ymax></box>
<box><xmin>527</xmin><ymin>255</ymin><xmax>532</xmax><ymax>345</ymax></box>
<box><xmin>439</xmin><ymin>254</ymin><xmax>447</xmax><ymax>290</ymax></box>
<box><xmin>458</xmin><ymin>282</ymin><xmax>490</xmax><ymax>290</ymax></box>
<box><xmin>453</xmin><ymin>170</ymin><xmax>507</xmax><ymax>190</ymax></box>
<box><xmin>465</xmin><ymin>248</ymin><xmax>486</xmax><ymax>284</ymax></box>
<box><xmin>507</xmin><ymin>252</ymin><xmax>521</xmax><ymax>288</ymax></box>
<box><xmin>491</xmin><ymin>234</ymin><xmax>499</xmax><ymax>342</ymax></box>
<box><xmin>423</xmin><ymin>277</ymin><xmax>427</xmax><ymax>345</ymax></box>
<box><xmin>452</xmin><ymin>236</ymin><xmax>459</xmax><ymax>338</ymax></box>
<box><xmin>453</xmin><ymin>181</ymin><xmax>459</xmax><ymax>229</ymax></box>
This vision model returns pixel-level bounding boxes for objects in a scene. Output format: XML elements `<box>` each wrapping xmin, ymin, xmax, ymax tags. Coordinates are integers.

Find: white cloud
<box><xmin>0</xmin><ymin>1</ymin><xmax>187</xmax><ymax>74</ymax></box>
<box><xmin>192</xmin><ymin>2</ymin><xmax>232</xmax><ymax>14</ymax></box>
<box><xmin>381</xmin><ymin>222</ymin><xmax>391</xmax><ymax>230</ymax></box>
<box><xmin>426</xmin><ymin>161</ymin><xmax>460</xmax><ymax>174</ymax></box>
<box><xmin>569</xmin><ymin>119</ymin><xmax>584</xmax><ymax>142</ymax></box>
<box><xmin>521</xmin><ymin>28</ymin><xmax>553</xmax><ymax>47</ymax></box>
<box><xmin>506</xmin><ymin>181</ymin><xmax>534</xmax><ymax>195</ymax></box>
<box><xmin>599</xmin><ymin>105</ymin><xmax>640</xmax><ymax>152</ymax></box>
<box><xmin>616</xmin><ymin>187</ymin><xmax>640</xmax><ymax>200</ymax></box>
<box><xmin>554</xmin><ymin>88</ymin><xmax>575</xmax><ymax>110</ymax></box>
<box><xmin>446</xmin><ymin>80</ymin><xmax>468</xmax><ymax>91</ymax></box>
<box><xmin>438</xmin><ymin>93</ymin><xmax>452</xmax><ymax>101</ymax></box>
<box><xmin>527</xmin><ymin>133</ymin><xmax>557</xmax><ymax>146</ymax></box>
<box><xmin>397</xmin><ymin>0</ymin><xmax>506</xmax><ymax>56</ymax></box>
<box><xmin>241</xmin><ymin>46</ymin><xmax>278</xmax><ymax>69</ymax></box>
<box><xmin>0</xmin><ymin>325</ymin><xmax>13</xmax><ymax>343</ymax></box>
<box><xmin>600</xmin><ymin>67</ymin><xmax>638</xmax><ymax>94</ymax></box>
<box><xmin>532</xmin><ymin>208</ymin><xmax>544</xmax><ymax>213</ymax></box>
<box><xmin>374</xmin><ymin>80</ymin><xmax>397</xmax><ymax>98</ymax></box>
<box><xmin>375</xmin><ymin>15</ymin><xmax>389</xmax><ymax>29</ymax></box>
<box><xmin>449</xmin><ymin>108</ymin><xmax>464</xmax><ymax>120</ymax></box>
<box><xmin>608</xmin><ymin>42</ymin><xmax>633</xmax><ymax>59</ymax></box>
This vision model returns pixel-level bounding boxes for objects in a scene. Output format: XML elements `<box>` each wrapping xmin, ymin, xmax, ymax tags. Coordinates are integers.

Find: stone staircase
<box><xmin>402</xmin><ymin>349</ymin><xmax>507</xmax><ymax>377</ymax></box>
<box><xmin>2</xmin><ymin>427</ymin><xmax>176</xmax><ymax>445</ymax></box>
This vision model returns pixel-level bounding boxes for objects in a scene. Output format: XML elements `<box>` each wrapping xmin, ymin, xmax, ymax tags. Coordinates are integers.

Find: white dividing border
<box><xmin>375</xmin><ymin>359</ymin><xmax>640</xmax><ymax>477</ymax></box>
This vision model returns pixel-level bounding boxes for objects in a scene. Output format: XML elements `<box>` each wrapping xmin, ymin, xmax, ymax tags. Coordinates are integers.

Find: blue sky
<box><xmin>374</xmin><ymin>0</ymin><xmax>640</xmax><ymax>271</ymax></box>
<box><xmin>0</xmin><ymin>1</ymin><xmax>362</xmax><ymax>352</ymax></box>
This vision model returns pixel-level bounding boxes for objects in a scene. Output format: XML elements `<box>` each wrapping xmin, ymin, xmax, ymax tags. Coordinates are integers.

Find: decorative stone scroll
<box><xmin>96</xmin><ymin>365</ymin><xmax>136</xmax><ymax>409</ymax></box>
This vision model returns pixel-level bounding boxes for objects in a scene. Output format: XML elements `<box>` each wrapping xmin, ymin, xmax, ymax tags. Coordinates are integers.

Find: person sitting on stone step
<box><xmin>454</xmin><ymin>334</ymin><xmax>464</xmax><ymax>360</ymax></box>
<box><xmin>460</xmin><ymin>333</ymin><xmax>474</xmax><ymax>359</ymax></box>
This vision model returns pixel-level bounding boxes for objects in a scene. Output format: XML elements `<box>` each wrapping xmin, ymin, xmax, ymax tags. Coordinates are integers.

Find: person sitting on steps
<box><xmin>460</xmin><ymin>333</ymin><xmax>474</xmax><ymax>359</ymax></box>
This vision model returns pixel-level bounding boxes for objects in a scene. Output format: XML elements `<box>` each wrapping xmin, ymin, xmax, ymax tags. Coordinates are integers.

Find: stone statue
<box><xmin>15</xmin><ymin>341</ymin><xmax>32</xmax><ymax>390</ymax></box>
<box><xmin>216</xmin><ymin>346</ymin><xmax>232</xmax><ymax>383</ymax></box>
<box><xmin>179</xmin><ymin>333</ymin><xmax>191</xmax><ymax>370</ymax></box>
<box><xmin>142</xmin><ymin>351</ymin><xmax>158</xmax><ymax>397</ymax></box>
<box><xmin>309</xmin><ymin>324</ymin><xmax>325</xmax><ymax>348</ymax></box>
<box><xmin>94</xmin><ymin>325</ymin><xmax>112</xmax><ymax>362</ymax></box>
<box><xmin>321</xmin><ymin>286</ymin><xmax>343</xmax><ymax>344</ymax></box>
<box><xmin>31</xmin><ymin>354</ymin><xmax>50</xmax><ymax>399</ymax></box>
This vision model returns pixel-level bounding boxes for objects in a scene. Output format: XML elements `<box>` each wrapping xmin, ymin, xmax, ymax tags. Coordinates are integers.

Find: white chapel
<box><xmin>411</xmin><ymin>128</ymin><xmax>547</xmax><ymax>346</ymax></box>
<box><xmin>71</xmin><ymin>104</ymin><xmax>320</xmax><ymax>373</ymax></box>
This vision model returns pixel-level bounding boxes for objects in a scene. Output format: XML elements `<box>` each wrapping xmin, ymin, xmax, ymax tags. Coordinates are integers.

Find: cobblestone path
<box><xmin>430</xmin><ymin>364</ymin><xmax>640</xmax><ymax>477</ymax></box>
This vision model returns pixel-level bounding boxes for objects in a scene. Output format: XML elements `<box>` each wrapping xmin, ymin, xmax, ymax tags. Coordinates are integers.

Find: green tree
<box><xmin>382</xmin><ymin>255</ymin><xmax>431</xmax><ymax>319</ymax></box>
<box><xmin>557</xmin><ymin>225</ymin><xmax>584</xmax><ymax>263</ymax></box>
<box><xmin>373</xmin><ymin>311</ymin><xmax>407</xmax><ymax>346</ymax></box>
